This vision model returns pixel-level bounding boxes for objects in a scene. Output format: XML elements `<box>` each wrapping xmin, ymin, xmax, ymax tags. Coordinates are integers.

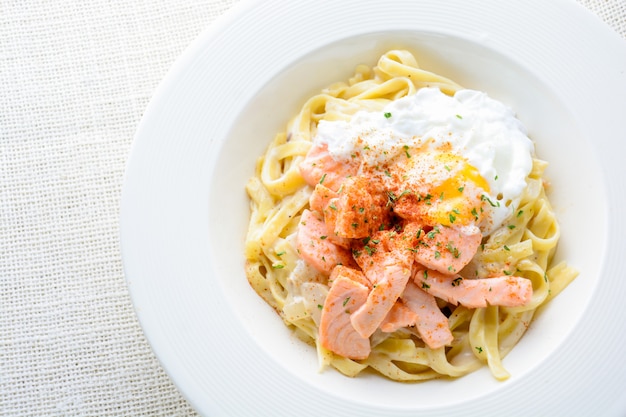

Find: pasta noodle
<box><xmin>244</xmin><ymin>50</ymin><xmax>577</xmax><ymax>381</ymax></box>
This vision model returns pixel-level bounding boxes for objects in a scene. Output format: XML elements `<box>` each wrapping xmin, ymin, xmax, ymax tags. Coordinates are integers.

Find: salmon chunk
<box><xmin>330</xmin><ymin>264</ymin><xmax>372</xmax><ymax>289</ymax></box>
<box><xmin>402</xmin><ymin>281</ymin><xmax>453</xmax><ymax>349</ymax></box>
<box><xmin>296</xmin><ymin>209</ymin><xmax>356</xmax><ymax>275</ymax></box>
<box><xmin>299</xmin><ymin>142</ymin><xmax>358</xmax><ymax>191</ymax></box>
<box><xmin>333</xmin><ymin>176</ymin><xmax>391</xmax><ymax>239</ymax></box>
<box><xmin>414</xmin><ymin>268</ymin><xmax>533</xmax><ymax>308</ymax></box>
<box><xmin>308</xmin><ymin>185</ymin><xmax>351</xmax><ymax>249</ymax></box>
<box><xmin>319</xmin><ymin>275</ymin><xmax>371</xmax><ymax>360</ymax></box>
<box><xmin>413</xmin><ymin>224</ymin><xmax>482</xmax><ymax>275</ymax></box>
<box><xmin>377</xmin><ymin>280</ymin><xmax>454</xmax><ymax>350</ymax></box>
<box><xmin>379</xmin><ymin>301</ymin><xmax>419</xmax><ymax>333</ymax></box>
<box><xmin>351</xmin><ymin>226</ymin><xmax>415</xmax><ymax>284</ymax></box>
<box><xmin>349</xmin><ymin>237</ymin><xmax>413</xmax><ymax>339</ymax></box>
<box><xmin>309</xmin><ymin>183</ymin><xmax>338</xmax><ymax>213</ymax></box>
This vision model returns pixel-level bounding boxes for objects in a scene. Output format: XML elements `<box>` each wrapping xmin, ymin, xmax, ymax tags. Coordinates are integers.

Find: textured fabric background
<box><xmin>1</xmin><ymin>1</ymin><xmax>624</xmax><ymax>416</ymax></box>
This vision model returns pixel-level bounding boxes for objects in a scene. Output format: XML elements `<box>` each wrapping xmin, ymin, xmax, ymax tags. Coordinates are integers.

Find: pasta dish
<box><xmin>244</xmin><ymin>50</ymin><xmax>577</xmax><ymax>381</ymax></box>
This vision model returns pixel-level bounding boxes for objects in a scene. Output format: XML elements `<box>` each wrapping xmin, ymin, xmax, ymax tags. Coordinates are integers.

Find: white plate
<box><xmin>120</xmin><ymin>0</ymin><xmax>626</xmax><ymax>415</ymax></box>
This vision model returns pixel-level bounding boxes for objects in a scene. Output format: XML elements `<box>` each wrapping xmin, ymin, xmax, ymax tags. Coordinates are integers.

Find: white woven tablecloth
<box><xmin>1</xmin><ymin>1</ymin><xmax>624</xmax><ymax>416</ymax></box>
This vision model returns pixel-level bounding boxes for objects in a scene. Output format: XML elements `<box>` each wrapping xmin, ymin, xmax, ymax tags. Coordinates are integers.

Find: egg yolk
<box><xmin>396</xmin><ymin>151</ymin><xmax>490</xmax><ymax>226</ymax></box>
<box><xmin>423</xmin><ymin>152</ymin><xmax>489</xmax><ymax>227</ymax></box>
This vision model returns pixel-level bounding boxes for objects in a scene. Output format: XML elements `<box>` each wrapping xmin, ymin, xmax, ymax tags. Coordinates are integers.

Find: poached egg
<box><xmin>313</xmin><ymin>88</ymin><xmax>535</xmax><ymax>235</ymax></box>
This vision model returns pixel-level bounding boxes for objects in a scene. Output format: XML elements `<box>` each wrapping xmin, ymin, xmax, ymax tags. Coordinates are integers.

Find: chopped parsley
<box><xmin>364</xmin><ymin>245</ymin><xmax>377</xmax><ymax>256</ymax></box>
<box><xmin>398</xmin><ymin>189</ymin><xmax>411</xmax><ymax>198</ymax></box>
<box><xmin>446</xmin><ymin>242</ymin><xmax>460</xmax><ymax>258</ymax></box>
<box><xmin>481</xmin><ymin>194</ymin><xmax>500</xmax><ymax>207</ymax></box>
